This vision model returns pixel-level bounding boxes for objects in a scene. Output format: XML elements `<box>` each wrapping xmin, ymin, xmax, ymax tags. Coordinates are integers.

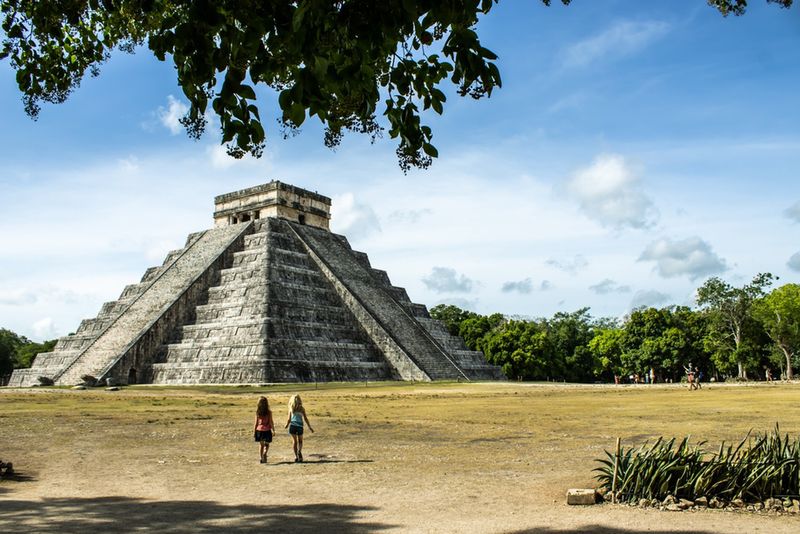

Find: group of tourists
<box><xmin>253</xmin><ymin>394</ymin><xmax>314</xmax><ymax>464</ymax></box>
<box><xmin>685</xmin><ymin>363</ymin><xmax>703</xmax><ymax>390</ymax></box>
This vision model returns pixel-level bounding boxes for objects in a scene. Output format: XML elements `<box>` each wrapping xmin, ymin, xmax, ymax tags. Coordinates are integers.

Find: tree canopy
<box><xmin>0</xmin><ymin>0</ymin><xmax>792</xmax><ymax>170</ymax></box>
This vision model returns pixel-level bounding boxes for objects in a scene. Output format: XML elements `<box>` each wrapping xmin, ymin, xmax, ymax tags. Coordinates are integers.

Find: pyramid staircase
<box><xmin>151</xmin><ymin>219</ymin><xmax>395</xmax><ymax>383</ymax></box>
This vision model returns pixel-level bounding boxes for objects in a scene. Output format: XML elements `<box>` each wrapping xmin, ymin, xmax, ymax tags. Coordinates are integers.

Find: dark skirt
<box><xmin>254</xmin><ymin>430</ymin><xmax>273</xmax><ymax>442</ymax></box>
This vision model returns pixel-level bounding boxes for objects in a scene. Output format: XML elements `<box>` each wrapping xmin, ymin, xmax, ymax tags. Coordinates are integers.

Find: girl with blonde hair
<box><xmin>285</xmin><ymin>394</ymin><xmax>314</xmax><ymax>462</ymax></box>
<box><xmin>253</xmin><ymin>396</ymin><xmax>275</xmax><ymax>463</ymax></box>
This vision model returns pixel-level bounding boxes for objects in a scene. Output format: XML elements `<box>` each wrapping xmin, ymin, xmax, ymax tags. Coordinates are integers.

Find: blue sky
<box><xmin>1</xmin><ymin>0</ymin><xmax>799</xmax><ymax>341</ymax></box>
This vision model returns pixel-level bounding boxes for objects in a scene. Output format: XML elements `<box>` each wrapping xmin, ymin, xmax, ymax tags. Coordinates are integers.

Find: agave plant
<box><xmin>594</xmin><ymin>425</ymin><xmax>800</xmax><ymax>504</ymax></box>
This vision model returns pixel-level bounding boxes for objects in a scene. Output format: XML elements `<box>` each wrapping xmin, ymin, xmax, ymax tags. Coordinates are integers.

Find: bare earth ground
<box><xmin>2</xmin><ymin>381</ymin><xmax>800</xmax><ymax>533</ymax></box>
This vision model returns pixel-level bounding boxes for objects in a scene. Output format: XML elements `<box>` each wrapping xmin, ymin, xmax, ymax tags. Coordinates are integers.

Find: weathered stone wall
<box><xmin>54</xmin><ymin>223</ymin><xmax>253</xmax><ymax>385</ymax></box>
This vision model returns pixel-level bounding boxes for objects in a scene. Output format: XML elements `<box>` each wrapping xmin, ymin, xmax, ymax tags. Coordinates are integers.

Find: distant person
<box><xmin>285</xmin><ymin>394</ymin><xmax>314</xmax><ymax>463</ymax></box>
<box><xmin>649</xmin><ymin>368</ymin><xmax>656</xmax><ymax>384</ymax></box>
<box><xmin>766</xmin><ymin>368</ymin><xmax>773</xmax><ymax>382</ymax></box>
<box><xmin>254</xmin><ymin>396</ymin><xmax>275</xmax><ymax>463</ymax></box>
<box><xmin>685</xmin><ymin>365</ymin><xmax>696</xmax><ymax>391</ymax></box>
<box><xmin>695</xmin><ymin>367</ymin><xmax>703</xmax><ymax>389</ymax></box>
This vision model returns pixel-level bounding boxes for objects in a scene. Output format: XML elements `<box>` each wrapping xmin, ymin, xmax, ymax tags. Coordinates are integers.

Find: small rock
<box><xmin>788</xmin><ymin>503</ymin><xmax>800</xmax><ymax>514</ymax></box>
<box><xmin>566</xmin><ymin>488</ymin><xmax>598</xmax><ymax>506</ymax></box>
<box><xmin>603</xmin><ymin>491</ymin><xmax>614</xmax><ymax>502</ymax></box>
<box><xmin>694</xmin><ymin>496</ymin><xmax>708</xmax><ymax>508</ymax></box>
<box><xmin>765</xmin><ymin>497</ymin><xmax>783</xmax><ymax>511</ymax></box>
<box><xmin>731</xmin><ymin>498</ymin><xmax>745</xmax><ymax>509</ymax></box>
<box><xmin>638</xmin><ymin>498</ymin><xmax>649</xmax><ymax>508</ymax></box>
<box><xmin>665</xmin><ymin>504</ymin><xmax>682</xmax><ymax>512</ymax></box>
<box><xmin>678</xmin><ymin>499</ymin><xmax>694</xmax><ymax>510</ymax></box>
<box><xmin>662</xmin><ymin>495</ymin><xmax>677</xmax><ymax>506</ymax></box>
<box><xmin>708</xmin><ymin>497</ymin><xmax>723</xmax><ymax>509</ymax></box>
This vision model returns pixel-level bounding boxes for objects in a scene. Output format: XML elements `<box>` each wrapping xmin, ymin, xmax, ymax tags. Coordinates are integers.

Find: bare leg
<box><xmin>292</xmin><ymin>434</ymin><xmax>299</xmax><ymax>461</ymax></box>
<box><xmin>298</xmin><ymin>435</ymin><xmax>304</xmax><ymax>462</ymax></box>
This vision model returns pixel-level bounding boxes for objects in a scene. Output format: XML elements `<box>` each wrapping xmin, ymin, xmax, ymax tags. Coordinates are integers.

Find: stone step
<box><xmin>267</xmin><ymin>300</ymin><xmax>352</xmax><ymax>324</ymax></box>
<box><xmin>231</xmin><ymin>248</ymin><xmax>266</xmax><ymax>267</ymax></box>
<box><xmin>268</xmin><ymin>248</ymin><xmax>314</xmax><ymax>269</ymax></box>
<box><xmin>177</xmin><ymin>317</ymin><xmax>365</xmax><ymax>344</ymax></box>
<box><xmin>119</xmin><ymin>283</ymin><xmax>147</xmax><ymax>300</ymax></box>
<box><xmin>151</xmin><ymin>359</ymin><xmax>391</xmax><ymax>384</ymax></box>
<box><xmin>28</xmin><ymin>350</ymin><xmax>80</xmax><ymax>370</ymax></box>
<box><xmin>54</xmin><ymin>334</ymin><xmax>96</xmax><ymax>351</ymax></box>
<box><xmin>206</xmin><ymin>284</ymin><xmax>268</xmax><ymax>302</ymax></box>
<box><xmin>267</xmin><ymin>264</ymin><xmax>325</xmax><ymax>287</ymax></box>
<box><xmin>218</xmin><ymin>265</ymin><xmax>267</xmax><ymax>285</ymax></box>
<box><xmin>267</xmin><ymin>339</ymin><xmax>382</xmax><ymax>361</ymax></box>
<box><xmin>243</xmin><ymin>231</ymin><xmax>269</xmax><ymax>248</ymax></box>
<box><xmin>162</xmin><ymin>338</ymin><xmax>379</xmax><ymax>364</ymax></box>
<box><xmin>140</xmin><ymin>266</ymin><xmax>162</xmax><ymax>284</ymax></box>
<box><xmin>76</xmin><ymin>318</ymin><xmax>113</xmax><ymax>335</ymax></box>
<box><xmin>194</xmin><ymin>300</ymin><xmax>268</xmax><ymax>322</ymax></box>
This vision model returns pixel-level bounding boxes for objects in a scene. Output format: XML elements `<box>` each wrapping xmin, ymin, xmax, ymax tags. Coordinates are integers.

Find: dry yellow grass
<box><xmin>2</xmin><ymin>381</ymin><xmax>800</xmax><ymax>533</ymax></box>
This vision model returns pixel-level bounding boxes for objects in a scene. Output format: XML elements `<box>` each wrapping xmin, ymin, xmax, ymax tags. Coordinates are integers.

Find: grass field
<box><xmin>2</xmin><ymin>381</ymin><xmax>800</xmax><ymax>533</ymax></box>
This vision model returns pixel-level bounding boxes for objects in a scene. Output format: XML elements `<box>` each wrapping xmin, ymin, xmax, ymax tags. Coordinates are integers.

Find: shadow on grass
<box><xmin>0</xmin><ymin>497</ymin><xmax>392</xmax><ymax>533</ymax></box>
<box><xmin>268</xmin><ymin>459</ymin><xmax>374</xmax><ymax>466</ymax></box>
<box><xmin>512</xmin><ymin>527</ymin><xmax>718</xmax><ymax>534</ymax></box>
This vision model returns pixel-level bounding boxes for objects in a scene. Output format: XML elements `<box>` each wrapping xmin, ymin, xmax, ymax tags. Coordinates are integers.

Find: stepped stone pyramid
<box><xmin>10</xmin><ymin>181</ymin><xmax>502</xmax><ymax>386</ymax></box>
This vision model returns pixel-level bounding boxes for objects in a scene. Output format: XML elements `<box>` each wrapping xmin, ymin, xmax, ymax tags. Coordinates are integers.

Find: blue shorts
<box><xmin>289</xmin><ymin>425</ymin><xmax>303</xmax><ymax>436</ymax></box>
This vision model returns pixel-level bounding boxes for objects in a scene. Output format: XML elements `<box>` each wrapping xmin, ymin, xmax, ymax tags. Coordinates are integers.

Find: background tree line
<box><xmin>0</xmin><ymin>328</ymin><xmax>56</xmax><ymax>383</ymax></box>
<box><xmin>2</xmin><ymin>274</ymin><xmax>798</xmax><ymax>385</ymax></box>
<box><xmin>431</xmin><ymin>275</ymin><xmax>800</xmax><ymax>383</ymax></box>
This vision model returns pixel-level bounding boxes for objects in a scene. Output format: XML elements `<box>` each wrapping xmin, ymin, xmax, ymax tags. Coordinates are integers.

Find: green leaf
<box><xmin>237</xmin><ymin>84</ymin><xmax>256</xmax><ymax>100</ymax></box>
<box><xmin>422</xmin><ymin>142</ymin><xmax>438</xmax><ymax>158</ymax></box>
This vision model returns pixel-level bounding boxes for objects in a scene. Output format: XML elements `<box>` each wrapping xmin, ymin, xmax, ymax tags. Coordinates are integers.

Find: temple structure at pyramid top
<box><xmin>9</xmin><ymin>181</ymin><xmax>502</xmax><ymax>386</ymax></box>
<box><xmin>213</xmin><ymin>181</ymin><xmax>332</xmax><ymax>230</ymax></box>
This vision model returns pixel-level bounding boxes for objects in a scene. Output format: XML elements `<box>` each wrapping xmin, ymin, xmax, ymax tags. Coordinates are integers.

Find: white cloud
<box><xmin>501</xmin><ymin>278</ymin><xmax>533</xmax><ymax>294</ymax></box>
<box><xmin>540</xmin><ymin>280</ymin><xmax>553</xmax><ymax>291</ymax></box>
<box><xmin>546</xmin><ymin>255</ymin><xmax>589</xmax><ymax>275</ymax></box>
<box><xmin>562</xmin><ymin>20</ymin><xmax>671</xmax><ymax>69</ymax></box>
<box><xmin>639</xmin><ymin>236</ymin><xmax>728</xmax><ymax>280</ymax></box>
<box><xmin>422</xmin><ymin>267</ymin><xmax>476</xmax><ymax>294</ymax></box>
<box><xmin>589</xmin><ymin>279</ymin><xmax>632</xmax><ymax>295</ymax></box>
<box><xmin>788</xmin><ymin>252</ymin><xmax>800</xmax><ymax>272</ymax></box>
<box><xmin>0</xmin><ymin>289</ymin><xmax>38</xmax><ymax>306</ymax></box>
<box><xmin>785</xmin><ymin>201</ymin><xmax>800</xmax><ymax>223</ymax></box>
<box><xmin>158</xmin><ymin>95</ymin><xmax>188</xmax><ymax>135</ymax></box>
<box><xmin>330</xmin><ymin>193</ymin><xmax>381</xmax><ymax>242</ymax></box>
<box><xmin>630</xmin><ymin>290</ymin><xmax>671</xmax><ymax>310</ymax></box>
<box><xmin>387</xmin><ymin>208</ymin><xmax>433</xmax><ymax>225</ymax></box>
<box><xmin>567</xmin><ymin>154</ymin><xmax>658</xmax><ymax>230</ymax></box>
<box><xmin>32</xmin><ymin>317</ymin><xmax>59</xmax><ymax>340</ymax></box>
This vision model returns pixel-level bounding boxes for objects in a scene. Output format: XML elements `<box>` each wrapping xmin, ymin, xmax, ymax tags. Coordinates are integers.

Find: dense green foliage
<box><xmin>595</xmin><ymin>426</ymin><xmax>800</xmax><ymax>503</ymax></box>
<box><xmin>431</xmin><ymin>276</ymin><xmax>800</xmax><ymax>383</ymax></box>
<box><xmin>0</xmin><ymin>328</ymin><xmax>55</xmax><ymax>380</ymax></box>
<box><xmin>0</xmin><ymin>0</ymin><xmax>791</xmax><ymax>170</ymax></box>
<box><xmin>752</xmin><ymin>284</ymin><xmax>800</xmax><ymax>380</ymax></box>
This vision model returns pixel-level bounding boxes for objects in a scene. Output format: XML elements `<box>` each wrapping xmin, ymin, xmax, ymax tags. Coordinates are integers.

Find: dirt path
<box><xmin>2</xmin><ymin>383</ymin><xmax>799</xmax><ymax>532</ymax></box>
